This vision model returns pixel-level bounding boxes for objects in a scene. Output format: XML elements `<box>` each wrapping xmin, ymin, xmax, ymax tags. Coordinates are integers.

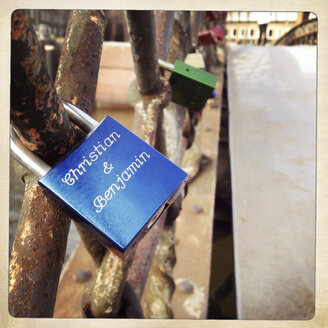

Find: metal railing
<box><xmin>9</xmin><ymin>9</ymin><xmax>214</xmax><ymax>318</ymax></box>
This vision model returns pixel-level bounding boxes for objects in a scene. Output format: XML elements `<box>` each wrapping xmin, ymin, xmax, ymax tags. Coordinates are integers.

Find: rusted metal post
<box><xmin>142</xmin><ymin>11</ymin><xmax>193</xmax><ymax>319</ymax></box>
<box><xmin>9</xmin><ymin>10</ymin><xmax>83</xmax><ymax>317</ymax></box>
<box><xmin>80</xmin><ymin>10</ymin><xmax>170</xmax><ymax>318</ymax></box>
<box><xmin>82</xmin><ymin>249</ymin><xmax>137</xmax><ymax>317</ymax></box>
<box><xmin>125</xmin><ymin>10</ymin><xmax>161</xmax><ymax>94</ymax></box>
<box><xmin>125</xmin><ymin>10</ymin><xmax>173</xmax><ymax>300</ymax></box>
<box><xmin>126</xmin><ymin>10</ymin><xmax>171</xmax><ymax>146</ymax></box>
<box><xmin>155</xmin><ymin>11</ymin><xmax>174</xmax><ymax>61</ymax></box>
<box><xmin>9</xmin><ymin>9</ymin><xmax>108</xmax><ymax>317</ymax></box>
<box><xmin>10</xmin><ymin>10</ymin><xmax>80</xmax><ymax>166</ymax></box>
<box><xmin>191</xmin><ymin>11</ymin><xmax>206</xmax><ymax>46</ymax></box>
<box><xmin>54</xmin><ymin>10</ymin><xmax>133</xmax><ymax>318</ymax></box>
<box><xmin>55</xmin><ymin>10</ymin><xmax>106</xmax><ymax>114</ymax></box>
<box><xmin>55</xmin><ymin>10</ymin><xmax>107</xmax><ymax>267</ymax></box>
<box><xmin>9</xmin><ymin>170</ymin><xmax>71</xmax><ymax>317</ymax></box>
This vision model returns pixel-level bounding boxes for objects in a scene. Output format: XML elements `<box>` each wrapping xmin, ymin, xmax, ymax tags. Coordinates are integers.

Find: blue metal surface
<box><xmin>39</xmin><ymin>116</ymin><xmax>188</xmax><ymax>254</ymax></box>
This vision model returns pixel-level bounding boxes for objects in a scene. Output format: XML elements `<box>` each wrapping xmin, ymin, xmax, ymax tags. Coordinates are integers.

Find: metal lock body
<box><xmin>11</xmin><ymin>101</ymin><xmax>188</xmax><ymax>255</ymax></box>
<box><xmin>168</xmin><ymin>60</ymin><xmax>218</xmax><ymax>112</ymax></box>
<box><xmin>198</xmin><ymin>30</ymin><xmax>218</xmax><ymax>46</ymax></box>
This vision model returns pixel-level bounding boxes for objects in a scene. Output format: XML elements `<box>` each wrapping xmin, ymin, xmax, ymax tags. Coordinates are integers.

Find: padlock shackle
<box><xmin>10</xmin><ymin>127</ymin><xmax>51</xmax><ymax>178</ymax></box>
<box><xmin>62</xmin><ymin>100</ymin><xmax>98</xmax><ymax>133</ymax></box>
<box><xmin>10</xmin><ymin>100</ymin><xmax>98</xmax><ymax>178</ymax></box>
<box><xmin>158</xmin><ymin>58</ymin><xmax>174</xmax><ymax>72</ymax></box>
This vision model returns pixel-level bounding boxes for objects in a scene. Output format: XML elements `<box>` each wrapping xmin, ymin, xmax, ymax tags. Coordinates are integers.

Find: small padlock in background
<box><xmin>198</xmin><ymin>30</ymin><xmax>218</xmax><ymax>46</ymax></box>
<box><xmin>11</xmin><ymin>101</ymin><xmax>188</xmax><ymax>257</ymax></box>
<box><xmin>159</xmin><ymin>59</ymin><xmax>218</xmax><ymax>112</ymax></box>
<box><xmin>210</xmin><ymin>25</ymin><xmax>225</xmax><ymax>41</ymax></box>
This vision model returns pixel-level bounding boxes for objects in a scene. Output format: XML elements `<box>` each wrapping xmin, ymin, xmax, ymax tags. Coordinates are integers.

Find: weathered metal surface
<box><xmin>127</xmin><ymin>214</ymin><xmax>166</xmax><ymax>299</ymax></box>
<box><xmin>54</xmin><ymin>10</ymin><xmax>108</xmax><ymax>268</ymax></box>
<box><xmin>155</xmin><ymin>103</ymin><xmax>186</xmax><ymax>166</ymax></box>
<box><xmin>74</xmin><ymin>225</ymin><xmax>106</xmax><ymax>267</ymax></box>
<box><xmin>274</xmin><ymin>18</ymin><xmax>317</xmax><ymax>45</ymax></box>
<box><xmin>54</xmin><ymin>240</ymin><xmax>142</xmax><ymax>318</ymax></box>
<box><xmin>54</xmin><ymin>242</ymin><xmax>97</xmax><ymax>317</ymax></box>
<box><xmin>129</xmin><ymin>77</ymin><xmax>171</xmax><ymax>146</ymax></box>
<box><xmin>10</xmin><ymin>9</ymin><xmax>79</xmax><ymax>166</ymax></box>
<box><xmin>82</xmin><ymin>249</ymin><xmax>136</xmax><ymax>317</ymax></box>
<box><xmin>9</xmin><ymin>174</ymin><xmax>71</xmax><ymax>317</ymax></box>
<box><xmin>55</xmin><ymin>10</ymin><xmax>106</xmax><ymax>114</ymax></box>
<box><xmin>55</xmin><ymin>10</ymin><xmax>133</xmax><ymax>318</ymax></box>
<box><xmin>125</xmin><ymin>11</ymin><xmax>161</xmax><ymax>94</ymax></box>
<box><xmin>155</xmin><ymin>11</ymin><xmax>174</xmax><ymax>61</ymax></box>
<box><xmin>141</xmin><ymin>220</ymin><xmax>177</xmax><ymax>318</ymax></box>
<box><xmin>10</xmin><ymin>9</ymin><xmax>106</xmax><ymax>318</ymax></box>
<box><xmin>75</xmin><ymin>10</ymin><xmax>171</xmax><ymax>317</ymax></box>
<box><xmin>125</xmin><ymin>10</ymin><xmax>173</xmax><ymax>301</ymax></box>
<box><xmin>190</xmin><ymin>11</ymin><xmax>206</xmax><ymax>46</ymax></box>
<box><xmin>171</xmin><ymin>75</ymin><xmax>224</xmax><ymax>318</ymax></box>
<box><xmin>142</xmin><ymin>11</ymin><xmax>192</xmax><ymax>319</ymax></box>
<box><xmin>167</xmin><ymin>11</ymin><xmax>192</xmax><ymax>63</ymax></box>
<box><xmin>9</xmin><ymin>10</ymin><xmax>82</xmax><ymax>318</ymax></box>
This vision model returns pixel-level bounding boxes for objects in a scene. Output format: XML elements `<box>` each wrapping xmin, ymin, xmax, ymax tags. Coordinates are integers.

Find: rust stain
<box><xmin>72</xmin><ymin>96</ymin><xmax>79</xmax><ymax>105</ymax></box>
<box><xmin>9</xmin><ymin>175</ymin><xmax>71</xmax><ymax>317</ymax></box>
<box><xmin>28</xmin><ymin>128</ymin><xmax>40</xmax><ymax>140</ymax></box>
<box><xmin>58</xmin><ymin>146</ymin><xmax>67</xmax><ymax>155</ymax></box>
<box><xmin>19</xmin><ymin>137</ymin><xmax>39</xmax><ymax>151</ymax></box>
<box><xmin>11</xmin><ymin>10</ymin><xmax>28</xmax><ymax>41</ymax></box>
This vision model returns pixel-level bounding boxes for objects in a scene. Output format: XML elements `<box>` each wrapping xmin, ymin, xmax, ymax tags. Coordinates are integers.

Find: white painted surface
<box><xmin>227</xmin><ymin>45</ymin><xmax>316</xmax><ymax>319</ymax></box>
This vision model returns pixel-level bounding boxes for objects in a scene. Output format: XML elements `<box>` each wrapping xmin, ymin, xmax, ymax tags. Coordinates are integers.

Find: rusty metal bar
<box><xmin>127</xmin><ymin>212</ymin><xmax>166</xmax><ymax>299</ymax></box>
<box><xmin>191</xmin><ymin>11</ymin><xmax>206</xmax><ymax>46</ymax></box>
<box><xmin>83</xmin><ymin>249</ymin><xmax>137</xmax><ymax>317</ymax></box>
<box><xmin>155</xmin><ymin>11</ymin><xmax>174</xmax><ymax>61</ymax></box>
<box><xmin>55</xmin><ymin>10</ymin><xmax>106</xmax><ymax>114</ymax></box>
<box><xmin>79</xmin><ymin>10</ymin><xmax>170</xmax><ymax>317</ymax></box>
<box><xmin>142</xmin><ymin>11</ymin><xmax>193</xmax><ymax>319</ymax></box>
<box><xmin>9</xmin><ymin>9</ymin><xmax>106</xmax><ymax>317</ymax></box>
<box><xmin>125</xmin><ymin>10</ymin><xmax>161</xmax><ymax>94</ymax></box>
<box><xmin>55</xmin><ymin>10</ymin><xmax>107</xmax><ymax>268</ymax></box>
<box><xmin>126</xmin><ymin>10</ymin><xmax>174</xmax><ymax>300</ymax></box>
<box><xmin>9</xmin><ymin>10</ymin><xmax>83</xmax><ymax>317</ymax></box>
<box><xmin>10</xmin><ymin>9</ymin><xmax>81</xmax><ymax>166</ymax></box>
<box><xmin>9</xmin><ymin>172</ymin><xmax>71</xmax><ymax>317</ymax></box>
<box><xmin>55</xmin><ymin>10</ymin><xmax>135</xmax><ymax>318</ymax></box>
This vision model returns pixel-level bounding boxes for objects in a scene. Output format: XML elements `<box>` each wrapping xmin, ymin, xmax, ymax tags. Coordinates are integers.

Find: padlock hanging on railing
<box><xmin>10</xmin><ymin>101</ymin><xmax>188</xmax><ymax>257</ymax></box>
<box><xmin>158</xmin><ymin>58</ymin><xmax>218</xmax><ymax>112</ymax></box>
<box><xmin>211</xmin><ymin>25</ymin><xmax>225</xmax><ymax>41</ymax></box>
<box><xmin>198</xmin><ymin>29</ymin><xmax>218</xmax><ymax>46</ymax></box>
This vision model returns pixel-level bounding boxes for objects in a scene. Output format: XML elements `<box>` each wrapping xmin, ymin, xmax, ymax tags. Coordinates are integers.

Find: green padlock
<box><xmin>159</xmin><ymin>59</ymin><xmax>218</xmax><ymax>112</ymax></box>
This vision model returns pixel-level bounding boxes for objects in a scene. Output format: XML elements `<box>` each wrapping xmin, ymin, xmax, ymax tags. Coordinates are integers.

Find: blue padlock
<box><xmin>10</xmin><ymin>101</ymin><xmax>188</xmax><ymax>256</ymax></box>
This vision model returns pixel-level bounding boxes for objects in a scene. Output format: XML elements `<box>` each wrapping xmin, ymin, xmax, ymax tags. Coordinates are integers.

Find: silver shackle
<box><xmin>62</xmin><ymin>100</ymin><xmax>98</xmax><ymax>133</ymax></box>
<box><xmin>158</xmin><ymin>58</ymin><xmax>174</xmax><ymax>72</ymax></box>
<box><xmin>10</xmin><ymin>100</ymin><xmax>99</xmax><ymax>178</ymax></box>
